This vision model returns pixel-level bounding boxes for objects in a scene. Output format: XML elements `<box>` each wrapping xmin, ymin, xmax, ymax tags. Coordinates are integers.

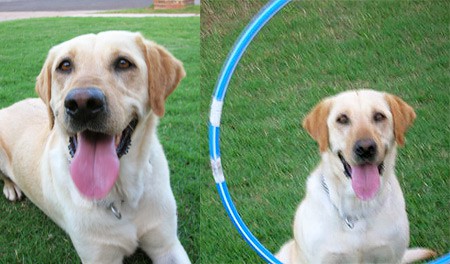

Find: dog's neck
<box><xmin>320</xmin><ymin>176</ymin><xmax>357</xmax><ymax>228</ymax></box>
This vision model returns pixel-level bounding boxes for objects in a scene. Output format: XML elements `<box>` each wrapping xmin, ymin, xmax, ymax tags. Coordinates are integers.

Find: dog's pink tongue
<box><xmin>70</xmin><ymin>132</ymin><xmax>119</xmax><ymax>200</ymax></box>
<box><xmin>351</xmin><ymin>164</ymin><xmax>380</xmax><ymax>201</ymax></box>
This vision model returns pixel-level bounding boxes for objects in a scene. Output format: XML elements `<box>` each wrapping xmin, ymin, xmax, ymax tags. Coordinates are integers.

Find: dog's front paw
<box><xmin>2</xmin><ymin>180</ymin><xmax>22</xmax><ymax>201</ymax></box>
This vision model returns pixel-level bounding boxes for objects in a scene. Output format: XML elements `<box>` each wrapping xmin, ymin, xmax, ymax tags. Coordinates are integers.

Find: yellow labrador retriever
<box><xmin>276</xmin><ymin>90</ymin><xmax>435</xmax><ymax>263</ymax></box>
<box><xmin>0</xmin><ymin>31</ymin><xmax>190</xmax><ymax>264</ymax></box>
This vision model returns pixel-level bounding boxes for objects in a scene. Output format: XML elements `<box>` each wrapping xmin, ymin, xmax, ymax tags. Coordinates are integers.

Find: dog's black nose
<box><xmin>354</xmin><ymin>139</ymin><xmax>377</xmax><ymax>161</ymax></box>
<box><xmin>64</xmin><ymin>88</ymin><xmax>106</xmax><ymax>121</ymax></box>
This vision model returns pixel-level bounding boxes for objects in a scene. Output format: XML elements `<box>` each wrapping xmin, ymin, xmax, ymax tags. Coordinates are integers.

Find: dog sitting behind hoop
<box><xmin>276</xmin><ymin>90</ymin><xmax>435</xmax><ymax>264</ymax></box>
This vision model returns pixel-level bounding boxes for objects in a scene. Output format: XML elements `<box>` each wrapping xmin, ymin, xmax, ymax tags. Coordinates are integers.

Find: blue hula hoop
<box><xmin>209</xmin><ymin>1</ymin><xmax>444</xmax><ymax>263</ymax></box>
<box><xmin>428</xmin><ymin>253</ymin><xmax>450</xmax><ymax>264</ymax></box>
<box><xmin>208</xmin><ymin>0</ymin><xmax>291</xmax><ymax>263</ymax></box>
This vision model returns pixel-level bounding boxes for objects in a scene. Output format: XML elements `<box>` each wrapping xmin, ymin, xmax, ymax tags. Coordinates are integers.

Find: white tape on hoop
<box><xmin>211</xmin><ymin>157</ymin><xmax>225</xmax><ymax>183</ymax></box>
<box><xmin>209</xmin><ymin>98</ymin><xmax>224</xmax><ymax>127</ymax></box>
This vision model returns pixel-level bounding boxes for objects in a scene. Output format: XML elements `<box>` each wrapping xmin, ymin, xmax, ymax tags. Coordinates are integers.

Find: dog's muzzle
<box><xmin>63</xmin><ymin>87</ymin><xmax>139</xmax><ymax>200</ymax></box>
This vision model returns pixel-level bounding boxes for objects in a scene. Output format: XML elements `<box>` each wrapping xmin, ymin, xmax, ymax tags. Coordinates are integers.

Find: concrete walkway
<box><xmin>0</xmin><ymin>11</ymin><xmax>199</xmax><ymax>22</ymax></box>
<box><xmin>0</xmin><ymin>0</ymin><xmax>152</xmax><ymax>12</ymax></box>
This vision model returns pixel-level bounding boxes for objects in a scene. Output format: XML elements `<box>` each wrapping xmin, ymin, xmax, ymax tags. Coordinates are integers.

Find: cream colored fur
<box><xmin>0</xmin><ymin>31</ymin><xmax>190</xmax><ymax>264</ymax></box>
<box><xmin>276</xmin><ymin>90</ymin><xmax>435</xmax><ymax>264</ymax></box>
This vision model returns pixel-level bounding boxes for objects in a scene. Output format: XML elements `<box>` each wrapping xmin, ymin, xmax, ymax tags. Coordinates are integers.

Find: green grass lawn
<box><xmin>0</xmin><ymin>17</ymin><xmax>200</xmax><ymax>263</ymax></box>
<box><xmin>201</xmin><ymin>0</ymin><xmax>449</xmax><ymax>263</ymax></box>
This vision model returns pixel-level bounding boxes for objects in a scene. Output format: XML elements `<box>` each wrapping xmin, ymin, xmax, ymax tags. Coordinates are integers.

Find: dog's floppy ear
<box><xmin>35</xmin><ymin>53</ymin><xmax>55</xmax><ymax>129</ymax></box>
<box><xmin>303</xmin><ymin>99</ymin><xmax>331</xmax><ymax>152</ymax></box>
<box><xmin>385</xmin><ymin>94</ymin><xmax>416</xmax><ymax>146</ymax></box>
<box><xmin>139</xmin><ymin>36</ymin><xmax>186</xmax><ymax>117</ymax></box>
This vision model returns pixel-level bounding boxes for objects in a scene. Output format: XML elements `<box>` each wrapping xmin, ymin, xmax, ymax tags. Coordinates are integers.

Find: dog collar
<box><xmin>108</xmin><ymin>201</ymin><xmax>122</xmax><ymax>220</ymax></box>
<box><xmin>321</xmin><ymin>176</ymin><xmax>357</xmax><ymax>229</ymax></box>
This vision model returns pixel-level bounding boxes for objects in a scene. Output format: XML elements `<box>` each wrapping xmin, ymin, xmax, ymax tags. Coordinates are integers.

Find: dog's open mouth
<box><xmin>67</xmin><ymin>119</ymin><xmax>138</xmax><ymax>200</ymax></box>
<box><xmin>338</xmin><ymin>152</ymin><xmax>384</xmax><ymax>201</ymax></box>
<box><xmin>68</xmin><ymin>119</ymin><xmax>138</xmax><ymax>159</ymax></box>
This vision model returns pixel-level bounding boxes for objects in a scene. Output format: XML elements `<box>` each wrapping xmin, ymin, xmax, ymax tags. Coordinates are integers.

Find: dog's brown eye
<box><xmin>57</xmin><ymin>60</ymin><xmax>72</xmax><ymax>73</ymax></box>
<box><xmin>336</xmin><ymin>114</ymin><xmax>350</xmax><ymax>125</ymax></box>
<box><xmin>374</xmin><ymin>112</ymin><xmax>386</xmax><ymax>122</ymax></box>
<box><xmin>115</xmin><ymin>58</ymin><xmax>133</xmax><ymax>70</ymax></box>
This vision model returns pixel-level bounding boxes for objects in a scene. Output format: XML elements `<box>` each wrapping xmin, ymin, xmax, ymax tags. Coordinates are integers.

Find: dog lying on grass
<box><xmin>0</xmin><ymin>31</ymin><xmax>190</xmax><ymax>264</ymax></box>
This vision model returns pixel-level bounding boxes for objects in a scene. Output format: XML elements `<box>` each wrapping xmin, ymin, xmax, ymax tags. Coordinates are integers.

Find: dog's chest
<box><xmin>299</xmin><ymin>181</ymin><xmax>409</xmax><ymax>263</ymax></box>
<box><xmin>306</xmin><ymin>210</ymin><xmax>408</xmax><ymax>264</ymax></box>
